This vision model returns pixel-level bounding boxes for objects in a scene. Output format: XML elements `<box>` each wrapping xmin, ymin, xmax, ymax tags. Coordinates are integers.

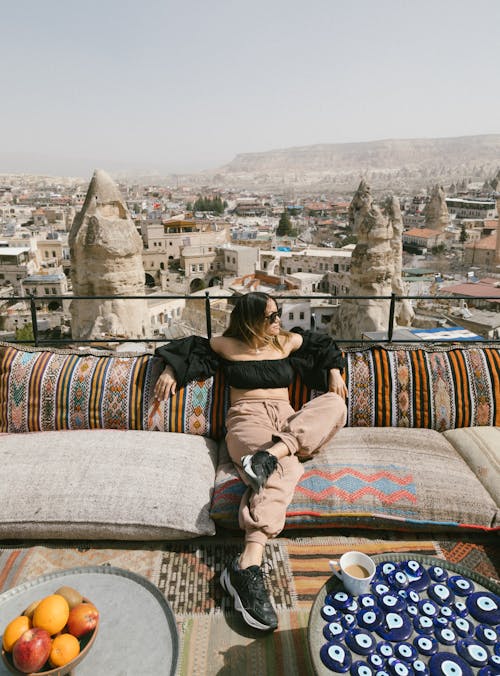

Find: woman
<box><xmin>154</xmin><ymin>292</ymin><xmax>347</xmax><ymax>632</ymax></box>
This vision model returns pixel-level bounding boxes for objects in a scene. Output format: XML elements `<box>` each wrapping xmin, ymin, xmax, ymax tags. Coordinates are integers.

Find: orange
<box><xmin>49</xmin><ymin>633</ymin><xmax>80</xmax><ymax>667</ymax></box>
<box><xmin>2</xmin><ymin>615</ymin><xmax>31</xmax><ymax>652</ymax></box>
<box><xmin>32</xmin><ymin>594</ymin><xmax>70</xmax><ymax>635</ymax></box>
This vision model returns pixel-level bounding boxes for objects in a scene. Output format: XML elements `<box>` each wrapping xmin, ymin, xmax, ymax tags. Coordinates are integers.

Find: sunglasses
<box><xmin>264</xmin><ymin>308</ymin><xmax>282</xmax><ymax>323</ymax></box>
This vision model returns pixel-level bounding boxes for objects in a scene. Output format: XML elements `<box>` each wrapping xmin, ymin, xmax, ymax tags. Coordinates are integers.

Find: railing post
<box><xmin>388</xmin><ymin>293</ymin><xmax>396</xmax><ymax>342</ymax></box>
<box><xmin>29</xmin><ymin>293</ymin><xmax>39</xmax><ymax>346</ymax></box>
<box><xmin>205</xmin><ymin>291</ymin><xmax>212</xmax><ymax>339</ymax></box>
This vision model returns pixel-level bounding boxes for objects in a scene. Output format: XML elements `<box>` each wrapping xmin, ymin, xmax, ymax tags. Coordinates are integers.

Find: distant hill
<box><xmin>211</xmin><ymin>134</ymin><xmax>500</xmax><ymax>193</ymax></box>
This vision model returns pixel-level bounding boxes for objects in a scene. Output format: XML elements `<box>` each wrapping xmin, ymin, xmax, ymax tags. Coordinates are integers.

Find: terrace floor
<box><xmin>1</xmin><ymin>528</ymin><xmax>498</xmax><ymax>675</ymax></box>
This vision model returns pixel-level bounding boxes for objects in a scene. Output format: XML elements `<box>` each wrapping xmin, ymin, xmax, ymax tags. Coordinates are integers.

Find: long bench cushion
<box><xmin>0</xmin><ymin>342</ymin><xmax>226</xmax><ymax>439</ymax></box>
<box><xmin>211</xmin><ymin>428</ymin><xmax>499</xmax><ymax>532</ymax></box>
<box><xmin>443</xmin><ymin>426</ymin><xmax>500</xmax><ymax>507</ymax></box>
<box><xmin>0</xmin><ymin>430</ymin><xmax>218</xmax><ymax>540</ymax></box>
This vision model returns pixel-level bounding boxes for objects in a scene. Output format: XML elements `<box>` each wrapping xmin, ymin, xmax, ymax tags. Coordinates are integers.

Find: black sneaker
<box><xmin>220</xmin><ymin>557</ymin><xmax>278</xmax><ymax>631</ymax></box>
<box><xmin>241</xmin><ymin>450</ymin><xmax>278</xmax><ymax>492</ymax></box>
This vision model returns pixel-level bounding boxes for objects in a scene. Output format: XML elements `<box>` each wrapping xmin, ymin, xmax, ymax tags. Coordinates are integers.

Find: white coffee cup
<box><xmin>329</xmin><ymin>551</ymin><xmax>376</xmax><ymax>596</ymax></box>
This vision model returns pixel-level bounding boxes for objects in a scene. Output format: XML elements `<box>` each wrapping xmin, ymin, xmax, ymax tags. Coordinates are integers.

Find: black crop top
<box><xmin>154</xmin><ymin>329</ymin><xmax>345</xmax><ymax>392</ymax></box>
<box><xmin>221</xmin><ymin>357</ymin><xmax>294</xmax><ymax>389</ymax></box>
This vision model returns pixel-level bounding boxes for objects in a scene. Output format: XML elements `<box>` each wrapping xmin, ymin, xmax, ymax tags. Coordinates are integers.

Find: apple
<box><xmin>67</xmin><ymin>602</ymin><xmax>99</xmax><ymax>638</ymax></box>
<box><xmin>12</xmin><ymin>627</ymin><xmax>51</xmax><ymax>673</ymax></box>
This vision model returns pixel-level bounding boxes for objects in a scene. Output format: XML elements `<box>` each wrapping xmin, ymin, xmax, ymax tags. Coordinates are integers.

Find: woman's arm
<box><xmin>154</xmin><ymin>364</ymin><xmax>178</xmax><ymax>400</ymax></box>
<box><xmin>288</xmin><ymin>329</ymin><xmax>347</xmax><ymax>392</ymax></box>
<box><xmin>154</xmin><ymin>335</ymin><xmax>220</xmax><ymax>399</ymax></box>
<box><xmin>328</xmin><ymin>368</ymin><xmax>348</xmax><ymax>399</ymax></box>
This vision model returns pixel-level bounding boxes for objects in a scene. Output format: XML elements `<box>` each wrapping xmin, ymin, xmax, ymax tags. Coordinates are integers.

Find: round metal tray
<box><xmin>0</xmin><ymin>566</ymin><xmax>178</xmax><ymax>675</ymax></box>
<box><xmin>308</xmin><ymin>553</ymin><xmax>500</xmax><ymax>676</ymax></box>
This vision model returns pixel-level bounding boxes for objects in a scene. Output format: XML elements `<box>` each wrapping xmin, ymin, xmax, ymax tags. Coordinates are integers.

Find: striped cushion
<box><xmin>287</xmin><ymin>344</ymin><xmax>500</xmax><ymax>431</ymax></box>
<box><xmin>0</xmin><ymin>342</ymin><xmax>226</xmax><ymax>439</ymax></box>
<box><xmin>343</xmin><ymin>344</ymin><xmax>500</xmax><ymax>430</ymax></box>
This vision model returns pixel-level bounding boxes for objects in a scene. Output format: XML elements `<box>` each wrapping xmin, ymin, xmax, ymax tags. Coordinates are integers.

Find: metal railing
<box><xmin>2</xmin><ymin>291</ymin><xmax>499</xmax><ymax>346</ymax></box>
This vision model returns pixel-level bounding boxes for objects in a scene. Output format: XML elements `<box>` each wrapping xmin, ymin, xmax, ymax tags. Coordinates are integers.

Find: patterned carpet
<box><xmin>0</xmin><ymin>532</ymin><xmax>498</xmax><ymax>675</ymax></box>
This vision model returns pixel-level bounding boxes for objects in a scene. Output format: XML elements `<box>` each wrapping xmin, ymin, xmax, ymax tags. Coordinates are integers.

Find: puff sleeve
<box><xmin>154</xmin><ymin>336</ymin><xmax>220</xmax><ymax>386</ymax></box>
<box><xmin>289</xmin><ymin>329</ymin><xmax>346</xmax><ymax>391</ymax></box>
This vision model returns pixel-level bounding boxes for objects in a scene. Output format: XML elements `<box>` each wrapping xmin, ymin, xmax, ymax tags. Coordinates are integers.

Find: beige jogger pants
<box><xmin>225</xmin><ymin>392</ymin><xmax>347</xmax><ymax>546</ymax></box>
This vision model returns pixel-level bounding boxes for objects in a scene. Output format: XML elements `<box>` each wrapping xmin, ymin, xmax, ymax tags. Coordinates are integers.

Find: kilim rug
<box><xmin>0</xmin><ymin>532</ymin><xmax>498</xmax><ymax>675</ymax></box>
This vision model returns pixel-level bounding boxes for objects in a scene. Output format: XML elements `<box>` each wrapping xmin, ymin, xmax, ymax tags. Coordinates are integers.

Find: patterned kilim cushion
<box><xmin>342</xmin><ymin>344</ymin><xmax>500</xmax><ymax>430</ymax></box>
<box><xmin>0</xmin><ymin>342</ymin><xmax>226</xmax><ymax>439</ymax></box>
<box><xmin>211</xmin><ymin>428</ymin><xmax>500</xmax><ymax>532</ymax></box>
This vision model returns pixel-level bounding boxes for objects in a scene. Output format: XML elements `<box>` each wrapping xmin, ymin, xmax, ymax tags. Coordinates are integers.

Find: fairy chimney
<box><xmin>69</xmin><ymin>169</ymin><xmax>148</xmax><ymax>340</ymax></box>
<box><xmin>335</xmin><ymin>181</ymin><xmax>394</xmax><ymax>340</ymax></box>
<box><xmin>424</xmin><ymin>184</ymin><xmax>450</xmax><ymax>232</ymax></box>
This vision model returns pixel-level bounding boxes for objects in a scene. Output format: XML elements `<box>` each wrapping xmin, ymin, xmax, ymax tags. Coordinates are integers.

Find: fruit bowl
<box><xmin>1</xmin><ymin>599</ymin><xmax>99</xmax><ymax>676</ymax></box>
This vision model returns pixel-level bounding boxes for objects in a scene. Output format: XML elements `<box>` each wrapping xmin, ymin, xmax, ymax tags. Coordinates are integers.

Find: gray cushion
<box><xmin>0</xmin><ymin>430</ymin><xmax>218</xmax><ymax>540</ymax></box>
<box><xmin>443</xmin><ymin>426</ymin><xmax>500</xmax><ymax>506</ymax></box>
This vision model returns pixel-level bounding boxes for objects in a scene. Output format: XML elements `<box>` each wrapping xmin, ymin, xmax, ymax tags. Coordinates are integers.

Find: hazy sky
<box><xmin>2</xmin><ymin>0</ymin><xmax>499</xmax><ymax>176</ymax></box>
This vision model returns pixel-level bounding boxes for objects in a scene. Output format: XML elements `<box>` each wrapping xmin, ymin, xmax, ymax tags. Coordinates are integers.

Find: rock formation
<box><xmin>69</xmin><ymin>169</ymin><xmax>148</xmax><ymax>340</ymax></box>
<box><xmin>334</xmin><ymin>181</ymin><xmax>394</xmax><ymax>340</ymax></box>
<box><xmin>386</xmin><ymin>196</ymin><xmax>415</xmax><ymax>327</ymax></box>
<box><xmin>423</xmin><ymin>184</ymin><xmax>449</xmax><ymax>231</ymax></box>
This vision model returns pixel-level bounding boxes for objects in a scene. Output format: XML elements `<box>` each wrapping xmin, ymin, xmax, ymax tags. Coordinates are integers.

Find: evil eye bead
<box><xmin>408</xmin><ymin>590</ymin><xmax>420</xmax><ymax>604</ymax></box>
<box><xmin>489</xmin><ymin>654</ymin><xmax>500</xmax><ymax>668</ymax></box>
<box><xmin>321</xmin><ymin>641</ymin><xmax>353</xmax><ymax>672</ymax></box>
<box><xmin>418</xmin><ymin>600</ymin><xmax>440</xmax><ymax>618</ymax></box>
<box><xmin>342</xmin><ymin>614</ymin><xmax>358</xmax><ymax>630</ymax></box>
<box><xmin>351</xmin><ymin>661</ymin><xmax>375</xmax><ymax>676</ymax></box>
<box><xmin>377</xmin><ymin>612</ymin><xmax>413</xmax><ymax>642</ymax></box>
<box><xmin>330</xmin><ymin>591</ymin><xmax>355</xmax><ymax>611</ymax></box>
<box><xmin>413</xmin><ymin>615</ymin><xmax>434</xmax><ymax>635</ymax></box>
<box><xmin>347</xmin><ymin>600</ymin><xmax>360</xmax><ymax>613</ymax></box>
<box><xmin>377</xmin><ymin>642</ymin><xmax>394</xmax><ymax>659</ymax></box>
<box><xmin>452</xmin><ymin>617</ymin><xmax>474</xmax><ymax>638</ymax></box>
<box><xmin>477</xmin><ymin>665</ymin><xmax>500</xmax><ymax>676</ymax></box>
<box><xmin>357</xmin><ymin>607</ymin><xmax>384</xmax><ymax>631</ymax></box>
<box><xmin>378</xmin><ymin>562</ymin><xmax>398</xmax><ymax>578</ymax></box>
<box><xmin>477</xmin><ymin>668</ymin><xmax>497</xmax><ymax>676</ymax></box>
<box><xmin>439</xmin><ymin>606</ymin><xmax>455</xmax><ymax>620</ymax></box>
<box><xmin>345</xmin><ymin>628</ymin><xmax>377</xmax><ymax>656</ymax></box>
<box><xmin>448</xmin><ymin>576</ymin><xmax>475</xmax><ymax>597</ymax></box>
<box><xmin>403</xmin><ymin>560</ymin><xmax>425</xmax><ymax>578</ymax></box>
<box><xmin>451</xmin><ymin>601</ymin><xmax>468</xmax><ymax>618</ymax></box>
<box><xmin>359</xmin><ymin>594</ymin><xmax>377</xmax><ymax>609</ymax></box>
<box><xmin>435</xmin><ymin>626</ymin><xmax>457</xmax><ymax>646</ymax></box>
<box><xmin>388</xmin><ymin>571</ymin><xmax>410</xmax><ymax>590</ymax></box>
<box><xmin>405</xmin><ymin>567</ymin><xmax>430</xmax><ymax>592</ymax></box>
<box><xmin>466</xmin><ymin>592</ymin><xmax>500</xmax><ymax>624</ymax></box>
<box><xmin>475</xmin><ymin>624</ymin><xmax>498</xmax><ymax>645</ymax></box>
<box><xmin>456</xmin><ymin>638</ymin><xmax>490</xmax><ymax>668</ymax></box>
<box><xmin>428</xmin><ymin>652</ymin><xmax>473</xmax><ymax>676</ymax></box>
<box><xmin>428</xmin><ymin>566</ymin><xmax>448</xmax><ymax>583</ymax></box>
<box><xmin>374</xmin><ymin>583</ymin><xmax>391</xmax><ymax>597</ymax></box>
<box><xmin>324</xmin><ymin>621</ymin><xmax>346</xmax><ymax>641</ymax></box>
<box><xmin>380</xmin><ymin>594</ymin><xmax>405</xmax><ymax>613</ymax></box>
<box><xmin>387</xmin><ymin>657</ymin><xmax>414</xmax><ymax>676</ymax></box>
<box><xmin>395</xmin><ymin>642</ymin><xmax>418</xmax><ymax>663</ymax></box>
<box><xmin>375</xmin><ymin>671</ymin><xmax>390</xmax><ymax>676</ymax></box>
<box><xmin>433</xmin><ymin>617</ymin><xmax>449</xmax><ymax>629</ymax></box>
<box><xmin>413</xmin><ymin>635</ymin><xmax>438</xmax><ymax>657</ymax></box>
<box><xmin>428</xmin><ymin>584</ymin><xmax>455</xmax><ymax>606</ymax></box>
<box><xmin>406</xmin><ymin>605</ymin><xmax>419</xmax><ymax>617</ymax></box>
<box><xmin>368</xmin><ymin>653</ymin><xmax>385</xmax><ymax>669</ymax></box>
<box><xmin>322</xmin><ymin>604</ymin><xmax>342</xmax><ymax>622</ymax></box>
<box><xmin>412</xmin><ymin>660</ymin><xmax>429</xmax><ymax>675</ymax></box>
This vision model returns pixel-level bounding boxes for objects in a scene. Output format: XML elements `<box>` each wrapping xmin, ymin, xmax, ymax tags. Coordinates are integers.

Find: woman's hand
<box><xmin>154</xmin><ymin>365</ymin><xmax>177</xmax><ymax>400</ymax></box>
<box><xmin>328</xmin><ymin>368</ymin><xmax>348</xmax><ymax>399</ymax></box>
